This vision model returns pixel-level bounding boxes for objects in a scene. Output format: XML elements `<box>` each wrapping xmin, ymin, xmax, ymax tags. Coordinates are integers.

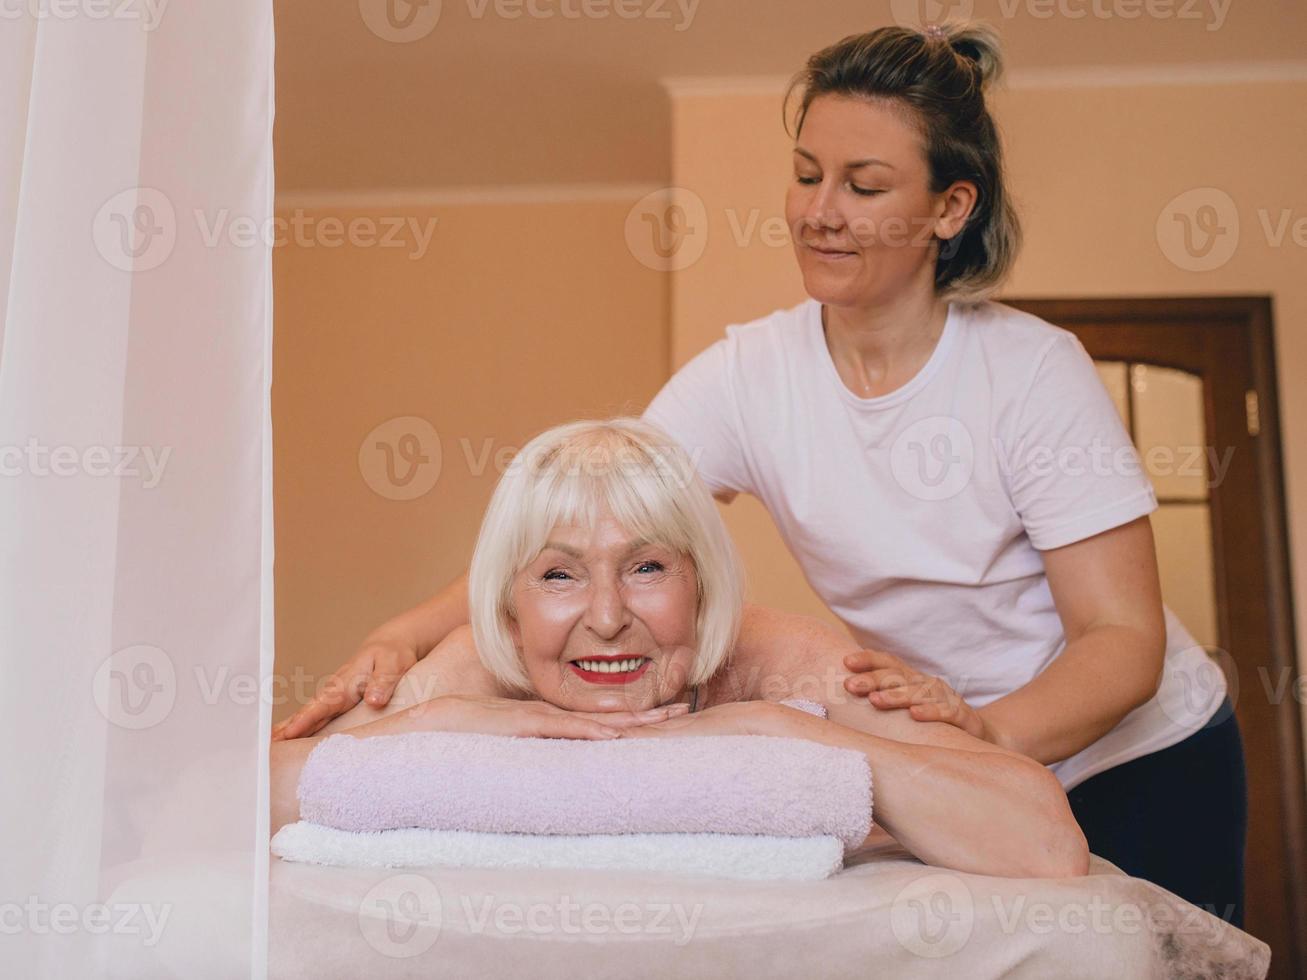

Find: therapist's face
<box><xmin>785</xmin><ymin>94</ymin><xmax>971</xmax><ymax>308</ymax></box>
<box><xmin>507</xmin><ymin>507</ymin><xmax>700</xmax><ymax>713</ymax></box>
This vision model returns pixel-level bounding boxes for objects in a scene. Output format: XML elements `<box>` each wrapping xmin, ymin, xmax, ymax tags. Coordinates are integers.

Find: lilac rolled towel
<box><xmin>298</xmin><ymin>723</ymin><xmax>872</xmax><ymax>851</ymax></box>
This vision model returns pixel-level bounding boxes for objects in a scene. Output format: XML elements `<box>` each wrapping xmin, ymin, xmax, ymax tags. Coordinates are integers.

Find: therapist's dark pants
<box><xmin>1065</xmin><ymin>696</ymin><xmax>1248</xmax><ymax>929</ymax></box>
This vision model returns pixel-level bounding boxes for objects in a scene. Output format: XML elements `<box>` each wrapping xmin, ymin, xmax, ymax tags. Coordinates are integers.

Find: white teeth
<box><xmin>575</xmin><ymin>658</ymin><xmax>646</xmax><ymax>674</ymax></box>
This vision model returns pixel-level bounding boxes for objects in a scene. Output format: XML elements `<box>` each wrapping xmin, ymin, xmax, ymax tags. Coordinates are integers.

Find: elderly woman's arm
<box><xmin>802</xmin><ymin>703</ymin><xmax>1088</xmax><ymax>878</ymax></box>
<box><xmin>630</xmin><ymin>700</ymin><xmax>1089</xmax><ymax>879</ymax></box>
<box><xmin>270</xmin><ymin>695</ymin><xmax>692</xmax><ymax>834</ymax></box>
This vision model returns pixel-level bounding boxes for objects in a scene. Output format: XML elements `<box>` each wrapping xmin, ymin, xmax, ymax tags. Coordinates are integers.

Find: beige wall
<box><xmin>271</xmin><ymin>198</ymin><xmax>667</xmax><ymax>719</ymax></box>
<box><xmin>665</xmin><ymin>73</ymin><xmax>1307</xmax><ymax>674</ymax></box>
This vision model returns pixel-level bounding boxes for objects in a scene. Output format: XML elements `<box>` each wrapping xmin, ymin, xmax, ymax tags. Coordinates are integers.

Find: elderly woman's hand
<box><xmin>618</xmin><ymin>699</ymin><xmax>803</xmax><ymax>739</ymax></box>
<box><xmin>842</xmin><ymin>649</ymin><xmax>995</xmax><ymax>743</ymax></box>
<box><xmin>405</xmin><ymin>693</ymin><xmax>692</xmax><ymax>740</ymax></box>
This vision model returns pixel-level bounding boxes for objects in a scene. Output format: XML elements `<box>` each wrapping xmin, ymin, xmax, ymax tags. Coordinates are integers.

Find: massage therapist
<box><xmin>275</xmin><ymin>21</ymin><xmax>1247</xmax><ymax>922</ymax></box>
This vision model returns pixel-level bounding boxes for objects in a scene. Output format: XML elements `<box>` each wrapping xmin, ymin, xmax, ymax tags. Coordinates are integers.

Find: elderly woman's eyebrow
<box><xmin>540</xmin><ymin>538</ymin><xmax>658</xmax><ymax>559</ymax></box>
<box><xmin>792</xmin><ymin>146</ymin><xmax>896</xmax><ymax>170</ymax></box>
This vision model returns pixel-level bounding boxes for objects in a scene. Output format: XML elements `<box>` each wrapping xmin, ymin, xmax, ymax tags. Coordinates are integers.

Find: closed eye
<box><xmin>793</xmin><ymin>175</ymin><xmax>882</xmax><ymax>196</ymax></box>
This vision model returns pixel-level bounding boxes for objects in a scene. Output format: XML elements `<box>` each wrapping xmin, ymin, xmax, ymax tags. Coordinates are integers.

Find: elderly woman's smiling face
<box><xmin>506</xmin><ymin>506</ymin><xmax>700</xmax><ymax>713</ymax></box>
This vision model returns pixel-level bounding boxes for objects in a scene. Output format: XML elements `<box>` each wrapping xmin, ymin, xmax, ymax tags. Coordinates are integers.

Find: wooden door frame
<box><xmin>1005</xmin><ymin>295</ymin><xmax>1305</xmax><ymax>973</ymax></box>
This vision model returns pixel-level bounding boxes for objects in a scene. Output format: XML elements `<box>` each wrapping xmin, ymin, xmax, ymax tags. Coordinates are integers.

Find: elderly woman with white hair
<box><xmin>270</xmin><ymin>418</ymin><xmax>1088</xmax><ymax>878</ymax></box>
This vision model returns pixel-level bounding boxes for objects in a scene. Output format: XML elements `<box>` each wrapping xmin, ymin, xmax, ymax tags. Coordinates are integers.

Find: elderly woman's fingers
<box><xmin>531</xmin><ymin>714</ymin><xmax>624</xmax><ymax>739</ymax></box>
<box><xmin>578</xmin><ymin>704</ymin><xmax>691</xmax><ymax>728</ymax></box>
<box><xmin>615</xmin><ymin>701</ymin><xmax>768</xmax><ymax>738</ymax></box>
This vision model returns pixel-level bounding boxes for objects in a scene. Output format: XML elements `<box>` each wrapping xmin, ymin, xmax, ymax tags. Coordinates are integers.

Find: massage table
<box><xmin>97</xmin><ymin>843</ymin><xmax>1270</xmax><ymax>978</ymax></box>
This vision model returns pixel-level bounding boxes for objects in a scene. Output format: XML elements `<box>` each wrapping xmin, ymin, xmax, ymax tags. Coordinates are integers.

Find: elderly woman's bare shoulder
<box><xmin>316</xmin><ymin>625</ymin><xmax>507</xmax><ymax>736</ymax></box>
<box><xmin>400</xmin><ymin>624</ymin><xmax>506</xmax><ymax>700</ymax></box>
<box><xmin>702</xmin><ymin>604</ymin><xmax>854</xmax><ymax>700</ymax></box>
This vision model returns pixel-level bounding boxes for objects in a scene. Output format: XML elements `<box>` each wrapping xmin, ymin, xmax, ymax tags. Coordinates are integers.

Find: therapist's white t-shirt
<box><xmin>643</xmin><ymin>296</ymin><xmax>1227</xmax><ymax>790</ymax></box>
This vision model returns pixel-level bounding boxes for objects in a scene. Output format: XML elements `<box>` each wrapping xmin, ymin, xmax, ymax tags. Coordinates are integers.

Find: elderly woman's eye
<box><xmin>541</xmin><ymin>569</ymin><xmax>571</xmax><ymax>581</ymax></box>
<box><xmin>634</xmin><ymin>561</ymin><xmax>665</xmax><ymax>574</ymax></box>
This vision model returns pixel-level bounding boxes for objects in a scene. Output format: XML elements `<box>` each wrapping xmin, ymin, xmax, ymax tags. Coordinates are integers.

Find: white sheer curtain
<box><xmin>0</xmin><ymin>3</ymin><xmax>274</xmax><ymax>977</ymax></box>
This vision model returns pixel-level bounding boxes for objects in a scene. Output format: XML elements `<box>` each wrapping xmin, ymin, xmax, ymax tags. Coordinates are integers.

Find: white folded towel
<box><xmin>272</xmin><ymin>821</ymin><xmax>844</xmax><ymax>881</ymax></box>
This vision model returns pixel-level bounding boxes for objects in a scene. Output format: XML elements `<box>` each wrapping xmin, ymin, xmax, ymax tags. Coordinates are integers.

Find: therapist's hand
<box><xmin>272</xmin><ymin>634</ymin><xmax>419</xmax><ymax>741</ymax></box>
<box><xmin>842</xmin><ymin>650</ymin><xmax>994</xmax><ymax>743</ymax></box>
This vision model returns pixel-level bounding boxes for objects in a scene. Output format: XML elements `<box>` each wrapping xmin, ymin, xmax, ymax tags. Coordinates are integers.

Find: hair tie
<box><xmin>924</xmin><ymin>23</ymin><xmax>949</xmax><ymax>40</ymax></box>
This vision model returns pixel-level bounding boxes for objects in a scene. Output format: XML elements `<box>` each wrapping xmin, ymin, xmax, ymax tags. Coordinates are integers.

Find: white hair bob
<box><xmin>467</xmin><ymin>417</ymin><xmax>745</xmax><ymax>694</ymax></box>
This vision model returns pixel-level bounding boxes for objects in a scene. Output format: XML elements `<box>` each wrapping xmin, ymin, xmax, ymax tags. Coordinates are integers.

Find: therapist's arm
<box><xmin>973</xmin><ymin>516</ymin><xmax>1167</xmax><ymax>764</ymax></box>
<box><xmin>852</xmin><ymin>518</ymin><xmax>1168</xmax><ymax>762</ymax></box>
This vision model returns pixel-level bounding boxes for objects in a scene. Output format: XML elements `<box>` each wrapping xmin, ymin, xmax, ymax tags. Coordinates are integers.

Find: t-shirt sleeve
<box><xmin>641</xmin><ymin>338</ymin><xmax>754</xmax><ymax>499</ymax></box>
<box><xmin>1004</xmin><ymin>332</ymin><xmax>1158</xmax><ymax>550</ymax></box>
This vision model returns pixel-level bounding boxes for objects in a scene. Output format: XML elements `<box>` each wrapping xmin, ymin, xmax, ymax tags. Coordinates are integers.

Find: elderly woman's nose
<box><xmin>583</xmin><ymin>577</ymin><xmax>631</xmax><ymax>638</ymax></box>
